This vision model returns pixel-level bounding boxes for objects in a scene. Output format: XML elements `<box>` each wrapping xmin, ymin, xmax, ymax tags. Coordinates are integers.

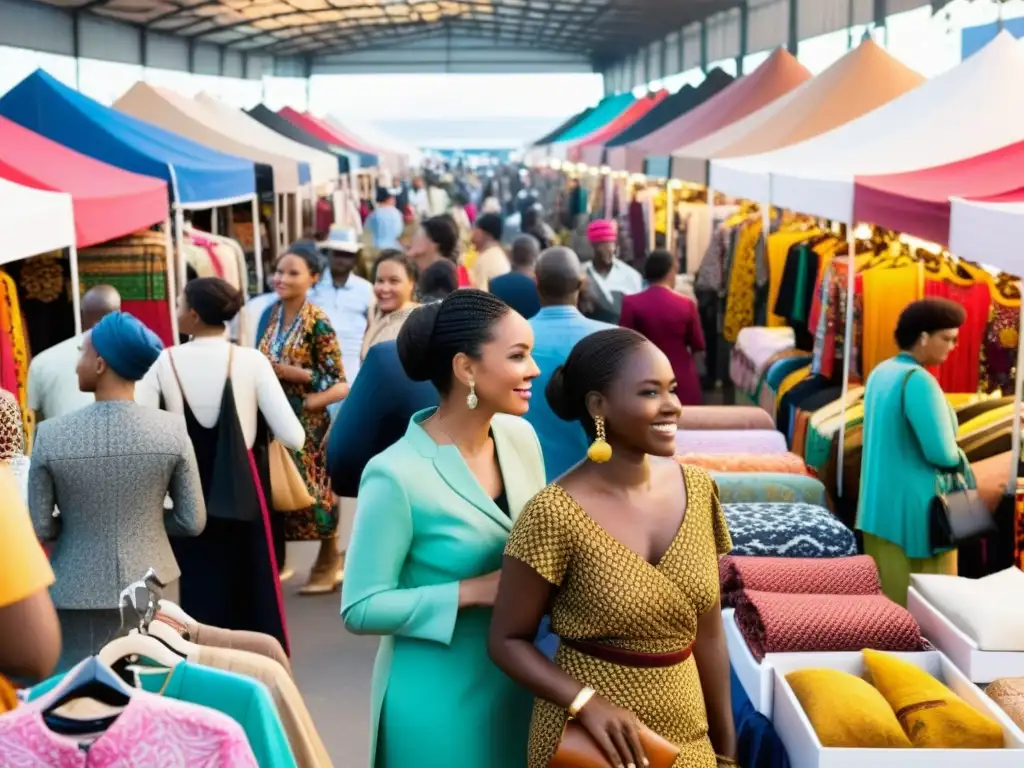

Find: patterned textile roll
<box><xmin>677</xmin><ymin>406</ymin><xmax>774</xmax><ymax>432</ymax></box>
<box><xmin>985</xmin><ymin>678</ymin><xmax>1024</xmax><ymax>730</ymax></box>
<box><xmin>734</xmin><ymin>591</ymin><xmax>925</xmax><ymax>662</ymax></box>
<box><xmin>713</xmin><ymin>472</ymin><xmax>829</xmax><ymax>507</ymax></box>
<box><xmin>676</xmin><ymin>429</ymin><xmax>787</xmax><ymax>456</ymax></box>
<box><xmin>719</xmin><ymin>554</ymin><xmax>881</xmax><ymax>607</ymax></box>
<box><xmin>721</xmin><ymin>502</ymin><xmax>856</xmax><ymax>559</ymax></box>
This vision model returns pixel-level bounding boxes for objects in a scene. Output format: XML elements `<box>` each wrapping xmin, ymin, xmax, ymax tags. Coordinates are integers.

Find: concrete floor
<box><xmin>283</xmin><ymin>541</ymin><xmax>376</xmax><ymax>768</ymax></box>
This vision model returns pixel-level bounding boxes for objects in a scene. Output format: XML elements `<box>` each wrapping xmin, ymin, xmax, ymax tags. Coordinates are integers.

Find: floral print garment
<box><xmin>259</xmin><ymin>301</ymin><xmax>345</xmax><ymax>541</ymax></box>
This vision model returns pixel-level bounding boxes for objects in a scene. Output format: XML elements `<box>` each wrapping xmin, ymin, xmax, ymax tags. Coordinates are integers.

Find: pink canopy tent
<box><xmin>855</xmin><ymin>139</ymin><xmax>1024</xmax><ymax>245</ymax></box>
<box><xmin>608</xmin><ymin>48</ymin><xmax>811</xmax><ymax>174</ymax></box>
<box><xmin>0</xmin><ymin>115</ymin><xmax>167</xmax><ymax>247</ymax></box>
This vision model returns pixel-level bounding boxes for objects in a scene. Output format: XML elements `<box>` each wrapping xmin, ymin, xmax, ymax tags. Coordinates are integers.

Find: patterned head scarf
<box><xmin>0</xmin><ymin>390</ymin><xmax>24</xmax><ymax>460</ymax></box>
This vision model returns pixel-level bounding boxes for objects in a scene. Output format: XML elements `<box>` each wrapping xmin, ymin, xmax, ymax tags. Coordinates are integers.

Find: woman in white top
<box><xmin>137</xmin><ymin>277</ymin><xmax>303</xmax><ymax>652</ymax></box>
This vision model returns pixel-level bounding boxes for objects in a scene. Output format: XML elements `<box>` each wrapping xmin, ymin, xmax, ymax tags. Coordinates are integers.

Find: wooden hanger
<box><xmin>97</xmin><ymin>632</ymin><xmax>185</xmax><ymax>670</ymax></box>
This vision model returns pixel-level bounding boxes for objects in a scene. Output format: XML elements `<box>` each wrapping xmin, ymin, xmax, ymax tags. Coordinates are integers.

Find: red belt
<box><xmin>563</xmin><ymin>638</ymin><xmax>693</xmax><ymax>669</ymax></box>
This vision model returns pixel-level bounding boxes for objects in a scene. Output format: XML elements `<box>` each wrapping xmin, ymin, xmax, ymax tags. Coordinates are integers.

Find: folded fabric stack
<box><xmin>735</xmin><ymin>591</ymin><xmax>925</xmax><ymax>662</ymax></box>
<box><xmin>721</xmin><ymin>503</ymin><xmax>856</xmax><ymax>558</ymax></box>
<box><xmin>677</xmin><ymin>452</ymin><xmax>809</xmax><ymax>475</ymax></box>
<box><xmin>788</xmin><ymin>650</ymin><xmax>1005</xmax><ymax>749</ymax></box>
<box><xmin>730</xmin><ymin>327</ymin><xmax>796</xmax><ymax>397</ymax></box>
<box><xmin>911</xmin><ymin>568</ymin><xmax>1024</xmax><ymax>652</ymax></box>
<box><xmin>719</xmin><ymin>554</ymin><xmax>881</xmax><ymax>607</ymax></box>
<box><xmin>678</xmin><ymin>406</ymin><xmax>775</xmax><ymax>432</ymax></box>
<box><xmin>676</xmin><ymin>429</ymin><xmax>788</xmax><ymax>456</ymax></box>
<box><xmin>713</xmin><ymin>472</ymin><xmax>829</xmax><ymax>507</ymax></box>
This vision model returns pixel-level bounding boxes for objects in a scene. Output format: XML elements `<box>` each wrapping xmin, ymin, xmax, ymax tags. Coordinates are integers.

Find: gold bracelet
<box><xmin>568</xmin><ymin>686</ymin><xmax>596</xmax><ymax>719</ymax></box>
<box><xmin>715</xmin><ymin>756</ymin><xmax>739</xmax><ymax>767</ymax></box>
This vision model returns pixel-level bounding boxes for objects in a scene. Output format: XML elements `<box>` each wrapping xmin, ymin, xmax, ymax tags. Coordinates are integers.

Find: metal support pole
<box><xmin>162</xmin><ymin>218</ymin><xmax>181</xmax><ymax>344</ymax></box>
<box><xmin>737</xmin><ymin>2</ymin><xmax>749</xmax><ymax>75</ymax></box>
<box><xmin>251</xmin><ymin>195</ymin><xmax>263</xmax><ymax>295</ymax></box>
<box><xmin>836</xmin><ymin>227</ymin><xmax>857</xmax><ymax>495</ymax></box>
<box><xmin>72</xmin><ymin>11</ymin><xmax>81</xmax><ymax>90</ymax></box>
<box><xmin>787</xmin><ymin>0</ymin><xmax>799</xmax><ymax>56</ymax></box>
<box><xmin>69</xmin><ymin>243</ymin><xmax>82</xmax><ymax>336</ymax></box>
<box><xmin>700</xmin><ymin>19</ymin><xmax>709</xmax><ymax>73</ymax></box>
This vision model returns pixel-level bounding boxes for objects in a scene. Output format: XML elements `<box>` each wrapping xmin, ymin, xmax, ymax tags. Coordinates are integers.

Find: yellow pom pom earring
<box><xmin>587</xmin><ymin>415</ymin><xmax>612</xmax><ymax>463</ymax></box>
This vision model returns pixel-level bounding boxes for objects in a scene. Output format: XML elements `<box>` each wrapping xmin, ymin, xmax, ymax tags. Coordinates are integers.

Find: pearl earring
<box><xmin>466</xmin><ymin>378</ymin><xmax>478</xmax><ymax>410</ymax></box>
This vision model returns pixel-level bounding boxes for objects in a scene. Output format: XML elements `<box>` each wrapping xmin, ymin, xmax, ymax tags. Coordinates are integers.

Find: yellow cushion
<box><xmin>786</xmin><ymin>669</ymin><xmax>912</xmax><ymax>748</ymax></box>
<box><xmin>863</xmin><ymin>649</ymin><xmax>1004</xmax><ymax>748</ymax></box>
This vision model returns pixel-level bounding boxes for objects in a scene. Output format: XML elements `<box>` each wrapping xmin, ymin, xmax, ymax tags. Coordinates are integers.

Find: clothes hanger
<box><xmin>97</xmin><ymin>632</ymin><xmax>186</xmax><ymax>670</ymax></box>
<box><xmin>156</xmin><ymin>598</ymin><xmax>194</xmax><ymax>628</ymax></box>
<box><xmin>147</xmin><ymin>619</ymin><xmax>200</xmax><ymax>658</ymax></box>
<box><xmin>37</xmin><ymin>657</ymin><xmax>136</xmax><ymax>737</ymax></box>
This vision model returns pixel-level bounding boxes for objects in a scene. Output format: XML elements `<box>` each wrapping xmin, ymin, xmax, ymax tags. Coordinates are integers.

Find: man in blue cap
<box><xmin>28</xmin><ymin>312</ymin><xmax>207</xmax><ymax>671</ymax></box>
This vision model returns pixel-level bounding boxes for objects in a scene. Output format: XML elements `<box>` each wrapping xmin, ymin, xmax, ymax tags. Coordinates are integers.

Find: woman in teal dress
<box><xmin>857</xmin><ymin>298</ymin><xmax>973</xmax><ymax>606</ymax></box>
<box><xmin>341</xmin><ymin>290</ymin><xmax>545</xmax><ymax>767</ymax></box>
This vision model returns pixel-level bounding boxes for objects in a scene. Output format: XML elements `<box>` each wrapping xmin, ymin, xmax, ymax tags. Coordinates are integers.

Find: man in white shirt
<box><xmin>581</xmin><ymin>219</ymin><xmax>643</xmax><ymax>324</ymax></box>
<box><xmin>409</xmin><ymin>176</ymin><xmax>430</xmax><ymax>219</ymax></box>
<box><xmin>470</xmin><ymin>213</ymin><xmax>511</xmax><ymax>291</ymax></box>
<box><xmin>310</xmin><ymin>228</ymin><xmax>374</xmax><ymax>386</ymax></box>
<box><xmin>27</xmin><ymin>285</ymin><xmax>121</xmax><ymax>424</ymax></box>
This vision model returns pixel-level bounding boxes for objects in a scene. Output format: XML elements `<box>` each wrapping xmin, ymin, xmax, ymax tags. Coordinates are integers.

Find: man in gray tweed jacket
<box><xmin>28</xmin><ymin>312</ymin><xmax>206</xmax><ymax>671</ymax></box>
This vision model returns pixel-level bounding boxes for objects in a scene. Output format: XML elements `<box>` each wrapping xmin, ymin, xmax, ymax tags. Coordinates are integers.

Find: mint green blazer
<box><xmin>341</xmin><ymin>407</ymin><xmax>545</xmax><ymax>768</ymax></box>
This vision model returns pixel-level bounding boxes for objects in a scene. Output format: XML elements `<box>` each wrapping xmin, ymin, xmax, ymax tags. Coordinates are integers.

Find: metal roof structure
<box><xmin>30</xmin><ymin>0</ymin><xmax>738</xmax><ymax>67</ymax></box>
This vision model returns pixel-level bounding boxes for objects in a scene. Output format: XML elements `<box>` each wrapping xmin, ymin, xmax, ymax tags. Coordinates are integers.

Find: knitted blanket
<box><xmin>677</xmin><ymin>453</ymin><xmax>808</xmax><ymax>475</ymax></box>
<box><xmin>722</xmin><ymin>502</ymin><xmax>857</xmax><ymax>559</ymax></box>
<box><xmin>735</xmin><ymin>591</ymin><xmax>924</xmax><ymax>662</ymax></box>
<box><xmin>719</xmin><ymin>555</ymin><xmax>882</xmax><ymax>607</ymax></box>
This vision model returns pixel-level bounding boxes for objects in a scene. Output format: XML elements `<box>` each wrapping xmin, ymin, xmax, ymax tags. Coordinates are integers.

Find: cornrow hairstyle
<box><xmin>546</xmin><ymin>328</ymin><xmax>649</xmax><ymax>438</ymax></box>
<box><xmin>397</xmin><ymin>289</ymin><xmax>511</xmax><ymax>393</ymax></box>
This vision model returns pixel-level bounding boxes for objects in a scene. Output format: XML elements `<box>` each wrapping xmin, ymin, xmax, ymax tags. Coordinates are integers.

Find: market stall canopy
<box><xmin>641</xmin><ymin>48</ymin><xmax>811</xmax><ymax>178</ymax></box>
<box><xmin>0</xmin><ymin>70</ymin><xmax>254</xmax><ymax>206</ymax></box>
<box><xmin>531</xmin><ymin>105</ymin><xmax>598</xmax><ymax>146</ymax></box>
<box><xmin>115</xmin><ymin>83</ymin><xmax>306</xmax><ymax>194</ymax></box>
<box><xmin>325</xmin><ymin>115</ymin><xmax>406</xmax><ymax>176</ymax></box>
<box><xmin>604</xmin><ymin>71</ymin><xmax>735</xmax><ymax>171</ymax></box>
<box><xmin>710</xmin><ymin>32</ymin><xmax>1024</xmax><ymax>222</ymax></box>
<box><xmin>327</xmin><ymin>115</ymin><xmax>418</xmax><ymax>170</ymax></box>
<box><xmin>573</xmin><ymin>90</ymin><xmax>669</xmax><ymax>165</ymax></box>
<box><xmin>547</xmin><ymin>92</ymin><xmax>635</xmax><ymax>146</ymax></box>
<box><xmin>0</xmin><ymin>176</ymin><xmax>76</xmax><ymax>263</ymax></box>
<box><xmin>671</xmin><ymin>40</ymin><xmax>924</xmax><ymax>185</ymax></box>
<box><xmin>855</xmin><ymin>139</ymin><xmax>1024</xmax><ymax>245</ymax></box>
<box><xmin>949</xmin><ymin>194</ymin><xmax>1024</xmax><ymax>275</ymax></box>
<box><xmin>279</xmin><ymin>107</ymin><xmax>379</xmax><ymax>168</ymax></box>
<box><xmin>195</xmin><ymin>93</ymin><xmax>338</xmax><ymax>189</ymax></box>
<box><xmin>0</xmin><ymin>116</ymin><xmax>167</xmax><ymax>248</ymax></box>
<box><xmin>247</xmin><ymin>105</ymin><xmax>354</xmax><ymax>174</ymax></box>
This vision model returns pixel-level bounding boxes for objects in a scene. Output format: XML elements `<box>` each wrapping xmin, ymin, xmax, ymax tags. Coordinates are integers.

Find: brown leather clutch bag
<box><xmin>549</xmin><ymin>720</ymin><xmax>680</xmax><ymax>768</ymax></box>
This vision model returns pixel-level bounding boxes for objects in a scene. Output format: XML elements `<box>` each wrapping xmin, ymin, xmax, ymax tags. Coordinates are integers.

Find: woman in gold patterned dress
<box><xmin>257</xmin><ymin>243</ymin><xmax>349</xmax><ymax>594</ymax></box>
<box><xmin>489</xmin><ymin>328</ymin><xmax>738</xmax><ymax>768</ymax></box>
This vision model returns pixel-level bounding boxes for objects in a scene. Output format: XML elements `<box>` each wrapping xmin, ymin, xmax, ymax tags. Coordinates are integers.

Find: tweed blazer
<box><xmin>29</xmin><ymin>400</ymin><xmax>206</xmax><ymax>610</ymax></box>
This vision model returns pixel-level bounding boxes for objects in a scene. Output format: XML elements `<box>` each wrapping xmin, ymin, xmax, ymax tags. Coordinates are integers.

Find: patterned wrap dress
<box><xmin>258</xmin><ymin>301</ymin><xmax>345</xmax><ymax>541</ymax></box>
<box><xmin>505</xmin><ymin>464</ymin><xmax>732</xmax><ymax>768</ymax></box>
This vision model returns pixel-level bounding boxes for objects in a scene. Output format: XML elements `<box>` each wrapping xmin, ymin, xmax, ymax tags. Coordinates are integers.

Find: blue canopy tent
<box><xmin>0</xmin><ymin>70</ymin><xmax>263</xmax><ymax>324</ymax></box>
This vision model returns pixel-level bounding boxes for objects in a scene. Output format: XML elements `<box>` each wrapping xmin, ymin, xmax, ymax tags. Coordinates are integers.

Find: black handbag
<box><xmin>927</xmin><ymin>473</ymin><xmax>996</xmax><ymax>549</ymax></box>
<box><xmin>900</xmin><ymin>370</ymin><xmax>996</xmax><ymax>550</ymax></box>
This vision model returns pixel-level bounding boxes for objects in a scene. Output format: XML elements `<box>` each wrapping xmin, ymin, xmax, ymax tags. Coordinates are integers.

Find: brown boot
<box><xmin>299</xmin><ymin>537</ymin><xmax>342</xmax><ymax>595</ymax></box>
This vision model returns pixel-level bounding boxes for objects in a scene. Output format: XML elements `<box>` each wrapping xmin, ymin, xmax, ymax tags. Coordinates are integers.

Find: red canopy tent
<box><xmin>570</xmin><ymin>90</ymin><xmax>669</xmax><ymax>164</ymax></box>
<box><xmin>854</xmin><ymin>139</ymin><xmax>1024</xmax><ymax>245</ymax></box>
<box><xmin>279</xmin><ymin>107</ymin><xmax>378</xmax><ymax>155</ymax></box>
<box><xmin>0</xmin><ymin>115</ymin><xmax>167</xmax><ymax>247</ymax></box>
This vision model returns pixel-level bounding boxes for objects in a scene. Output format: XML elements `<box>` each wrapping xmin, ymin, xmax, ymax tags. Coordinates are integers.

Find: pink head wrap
<box><xmin>587</xmin><ymin>219</ymin><xmax>618</xmax><ymax>244</ymax></box>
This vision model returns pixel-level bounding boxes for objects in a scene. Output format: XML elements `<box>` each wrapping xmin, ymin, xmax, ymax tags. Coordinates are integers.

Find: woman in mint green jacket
<box><xmin>341</xmin><ymin>291</ymin><xmax>544</xmax><ymax>767</ymax></box>
<box><xmin>857</xmin><ymin>298</ymin><xmax>972</xmax><ymax>605</ymax></box>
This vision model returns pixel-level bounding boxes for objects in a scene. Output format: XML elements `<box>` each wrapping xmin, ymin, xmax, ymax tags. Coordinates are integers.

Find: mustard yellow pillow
<box><xmin>863</xmin><ymin>649</ymin><xmax>1004</xmax><ymax>748</ymax></box>
<box><xmin>786</xmin><ymin>668</ymin><xmax>912</xmax><ymax>748</ymax></box>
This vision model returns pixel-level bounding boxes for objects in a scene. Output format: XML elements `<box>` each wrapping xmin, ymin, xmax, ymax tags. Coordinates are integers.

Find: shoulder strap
<box><xmin>899</xmin><ymin>368</ymin><xmax>916</xmax><ymax>418</ymax></box>
<box><xmin>166</xmin><ymin>350</ymin><xmax>185</xmax><ymax>396</ymax></box>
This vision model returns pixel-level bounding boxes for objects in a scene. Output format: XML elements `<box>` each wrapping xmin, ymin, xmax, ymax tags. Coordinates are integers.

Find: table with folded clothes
<box><xmin>676</xmin><ymin>429</ymin><xmax>789</xmax><ymax>455</ymax></box>
<box><xmin>713</xmin><ymin>472</ymin><xmax>830</xmax><ymax>507</ymax></box>
<box><xmin>730</xmin><ymin>327</ymin><xmax>797</xmax><ymax>398</ymax></box>
<box><xmin>679</xmin><ymin>405</ymin><xmax>775</xmax><ymax>431</ymax></box>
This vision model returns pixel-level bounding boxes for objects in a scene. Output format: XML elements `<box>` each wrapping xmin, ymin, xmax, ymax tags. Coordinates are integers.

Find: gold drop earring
<box><xmin>466</xmin><ymin>377</ymin><xmax>478</xmax><ymax>410</ymax></box>
<box><xmin>587</xmin><ymin>415</ymin><xmax>612</xmax><ymax>463</ymax></box>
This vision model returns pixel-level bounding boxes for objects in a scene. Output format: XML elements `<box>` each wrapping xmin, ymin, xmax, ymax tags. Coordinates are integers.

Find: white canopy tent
<box><xmin>709</xmin><ymin>32</ymin><xmax>1024</xmax><ymax>220</ymax></box>
<box><xmin>195</xmin><ymin>92</ymin><xmax>338</xmax><ymax>190</ymax></box>
<box><xmin>949</xmin><ymin>198</ymin><xmax>1024</xmax><ymax>274</ymax></box>
<box><xmin>329</xmin><ymin>113</ymin><xmax>422</xmax><ymax>169</ymax></box>
<box><xmin>1</xmin><ymin>177</ymin><xmax>82</xmax><ymax>333</ymax></box>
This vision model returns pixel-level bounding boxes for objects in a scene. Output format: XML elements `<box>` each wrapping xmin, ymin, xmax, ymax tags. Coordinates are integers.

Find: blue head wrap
<box><xmin>90</xmin><ymin>312</ymin><xmax>164</xmax><ymax>382</ymax></box>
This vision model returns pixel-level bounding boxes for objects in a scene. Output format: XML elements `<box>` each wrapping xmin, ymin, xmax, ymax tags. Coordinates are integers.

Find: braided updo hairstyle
<box><xmin>546</xmin><ymin>328</ymin><xmax>649</xmax><ymax>438</ymax></box>
<box><xmin>397</xmin><ymin>289</ymin><xmax>511</xmax><ymax>393</ymax></box>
